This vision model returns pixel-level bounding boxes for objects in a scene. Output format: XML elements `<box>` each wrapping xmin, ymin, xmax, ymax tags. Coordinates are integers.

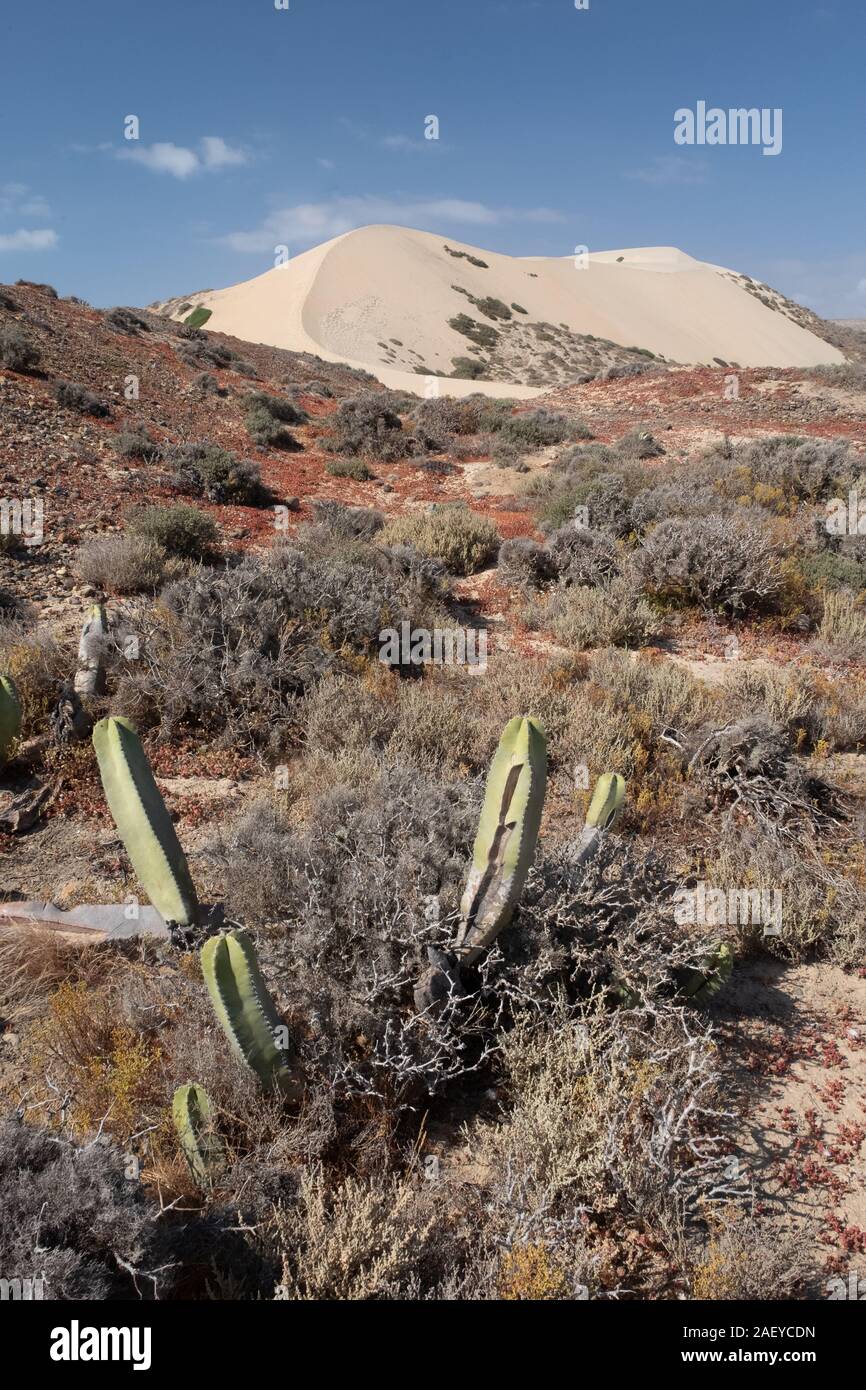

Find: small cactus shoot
<box><xmin>585</xmin><ymin>772</ymin><xmax>626</xmax><ymax>832</ymax></box>
<box><xmin>172</xmin><ymin>1083</ymin><xmax>224</xmax><ymax>1187</ymax></box>
<box><xmin>675</xmin><ymin>942</ymin><xmax>735</xmax><ymax>1006</ymax></box>
<box><xmin>576</xmin><ymin>772</ymin><xmax>627</xmax><ymax>863</ymax></box>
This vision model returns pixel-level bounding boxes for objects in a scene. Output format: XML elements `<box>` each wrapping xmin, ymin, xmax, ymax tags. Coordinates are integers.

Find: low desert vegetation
<box><xmin>497</xmin><ymin>408</ymin><xmax>593</xmax><ymax>448</ymax></box>
<box><xmin>379</xmin><ymin>502</ymin><xmax>500</xmax><ymax>575</ymax></box>
<box><xmin>525</xmin><ymin>573</ymin><xmax>662</xmax><ymax>651</ymax></box>
<box><xmin>103</xmin><ymin>305</ymin><xmax>150</xmax><ymax>335</ymax></box>
<box><xmin>14</xmin><ymin>278</ymin><xmax>57</xmax><ymax>297</ymax></box>
<box><xmin>112</xmin><ymin>424</ymin><xmax>162</xmax><ymax>462</ymax></box>
<box><xmin>325</xmin><ymin>456</ymin><xmax>373</xmax><ymax>481</ymax></box>
<box><xmin>127</xmin><ymin>503</ymin><xmax>219</xmax><ymax>561</ymax></box>
<box><xmin>75</xmin><ymin>533</ymin><xmax>175</xmax><ymax>595</ymax></box>
<box><xmin>177</xmin><ymin>334</ymin><xmax>258</xmax><ymax>378</ymax></box>
<box><xmin>244</xmin><ymin>391</ymin><xmax>306</xmax><ymax>449</ymax></box>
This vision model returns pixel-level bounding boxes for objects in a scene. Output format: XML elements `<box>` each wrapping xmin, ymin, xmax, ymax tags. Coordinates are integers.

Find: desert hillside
<box><xmin>1</xmin><ymin>280</ymin><xmax>865</xmax><ymax>1303</ymax></box>
<box><xmin>152</xmin><ymin>225</ymin><xmax>846</xmax><ymax>395</ymax></box>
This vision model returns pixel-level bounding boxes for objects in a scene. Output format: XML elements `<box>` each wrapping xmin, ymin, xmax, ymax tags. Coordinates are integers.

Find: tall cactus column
<box><xmin>454</xmin><ymin>715</ymin><xmax>547</xmax><ymax>965</ymax></box>
<box><xmin>92</xmin><ymin>715</ymin><xmax>199</xmax><ymax>927</ymax></box>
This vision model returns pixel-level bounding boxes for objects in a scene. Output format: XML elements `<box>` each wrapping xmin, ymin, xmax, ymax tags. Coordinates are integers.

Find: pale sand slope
<box><xmin>158</xmin><ymin>225</ymin><xmax>844</xmax><ymax>398</ymax></box>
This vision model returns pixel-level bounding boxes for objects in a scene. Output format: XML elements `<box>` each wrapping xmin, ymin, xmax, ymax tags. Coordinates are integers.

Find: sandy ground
<box><xmin>152</xmin><ymin>226</ymin><xmax>844</xmax><ymax>397</ymax></box>
<box><xmin>721</xmin><ymin>959</ymin><xmax>866</xmax><ymax>1282</ymax></box>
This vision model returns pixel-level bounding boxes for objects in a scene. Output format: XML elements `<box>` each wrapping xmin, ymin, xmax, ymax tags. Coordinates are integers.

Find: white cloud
<box><xmin>0</xmin><ymin>182</ymin><xmax>51</xmax><ymax>219</ymax></box>
<box><xmin>118</xmin><ymin>142</ymin><xmax>200</xmax><ymax>179</ymax></box>
<box><xmin>857</xmin><ymin>277</ymin><xmax>866</xmax><ymax>296</ymax></box>
<box><xmin>116</xmin><ymin>136</ymin><xmax>248</xmax><ymax>179</ymax></box>
<box><xmin>0</xmin><ymin>228</ymin><xmax>58</xmax><ymax>251</ymax></box>
<box><xmin>201</xmin><ymin>136</ymin><xmax>247</xmax><ymax>169</ymax></box>
<box><xmin>625</xmin><ymin>155</ymin><xmax>708</xmax><ymax>186</ymax></box>
<box><xmin>220</xmin><ymin>195</ymin><xmax>564</xmax><ymax>252</ymax></box>
<box><xmin>0</xmin><ymin>185</ymin><xmax>56</xmax><ymax>249</ymax></box>
<box><xmin>317</xmin><ymin>158</ymin><xmax>335</xmax><ymax>170</ymax></box>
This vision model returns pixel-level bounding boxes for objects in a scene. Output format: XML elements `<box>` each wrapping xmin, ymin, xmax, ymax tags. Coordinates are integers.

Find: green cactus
<box><xmin>0</xmin><ymin>675</ymin><xmax>22</xmax><ymax>764</ymax></box>
<box><xmin>92</xmin><ymin>715</ymin><xmax>199</xmax><ymax>927</ymax></box>
<box><xmin>454</xmin><ymin>715</ymin><xmax>547</xmax><ymax>965</ymax></box>
<box><xmin>201</xmin><ymin>930</ymin><xmax>300</xmax><ymax>1098</ymax></box>
<box><xmin>576</xmin><ymin>772</ymin><xmax>626</xmax><ymax>863</ymax></box>
<box><xmin>675</xmin><ymin>942</ymin><xmax>735</xmax><ymax>1006</ymax></box>
<box><xmin>586</xmin><ymin>773</ymin><xmax>626</xmax><ymax>831</ymax></box>
<box><xmin>172</xmin><ymin>1083</ymin><xmax>224</xmax><ymax>1187</ymax></box>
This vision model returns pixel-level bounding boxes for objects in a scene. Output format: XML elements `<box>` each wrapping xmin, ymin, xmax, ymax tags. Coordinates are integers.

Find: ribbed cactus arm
<box><xmin>0</xmin><ymin>675</ymin><xmax>22</xmax><ymax>764</ymax></box>
<box><xmin>676</xmin><ymin>941</ymin><xmax>735</xmax><ymax>1006</ymax></box>
<box><xmin>92</xmin><ymin>715</ymin><xmax>199</xmax><ymax>927</ymax></box>
<box><xmin>201</xmin><ymin>931</ymin><xmax>299</xmax><ymax>1097</ymax></box>
<box><xmin>586</xmin><ymin>772</ymin><xmax>626</xmax><ymax>832</ymax></box>
<box><xmin>456</xmin><ymin>715</ymin><xmax>547</xmax><ymax>964</ymax></box>
<box><xmin>576</xmin><ymin>772</ymin><xmax>626</xmax><ymax>864</ymax></box>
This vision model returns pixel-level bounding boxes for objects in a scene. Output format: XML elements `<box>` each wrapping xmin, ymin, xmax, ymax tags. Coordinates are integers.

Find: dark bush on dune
<box><xmin>112</xmin><ymin>424</ymin><xmax>161</xmax><ymax>462</ymax></box>
<box><xmin>323</xmin><ymin>392</ymin><xmax>407</xmax><ymax>461</ymax></box>
<box><xmin>168</xmin><ymin>441</ymin><xmax>271</xmax><ymax>506</ymax></box>
<box><xmin>103</xmin><ymin>306</ymin><xmax>151</xmax><ymax>336</ymax></box>
<box><xmin>0</xmin><ymin>323</ymin><xmax>41</xmax><ymax>372</ymax></box>
<box><xmin>54</xmin><ymin>379</ymin><xmax>111</xmax><ymax>418</ymax></box>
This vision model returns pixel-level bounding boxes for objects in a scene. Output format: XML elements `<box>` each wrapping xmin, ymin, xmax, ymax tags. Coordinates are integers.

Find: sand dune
<box><xmin>155</xmin><ymin>225</ymin><xmax>844</xmax><ymax>397</ymax></box>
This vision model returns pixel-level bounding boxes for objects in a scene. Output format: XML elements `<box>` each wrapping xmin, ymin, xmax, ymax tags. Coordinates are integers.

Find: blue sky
<box><xmin>1</xmin><ymin>0</ymin><xmax>863</xmax><ymax>315</ymax></box>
